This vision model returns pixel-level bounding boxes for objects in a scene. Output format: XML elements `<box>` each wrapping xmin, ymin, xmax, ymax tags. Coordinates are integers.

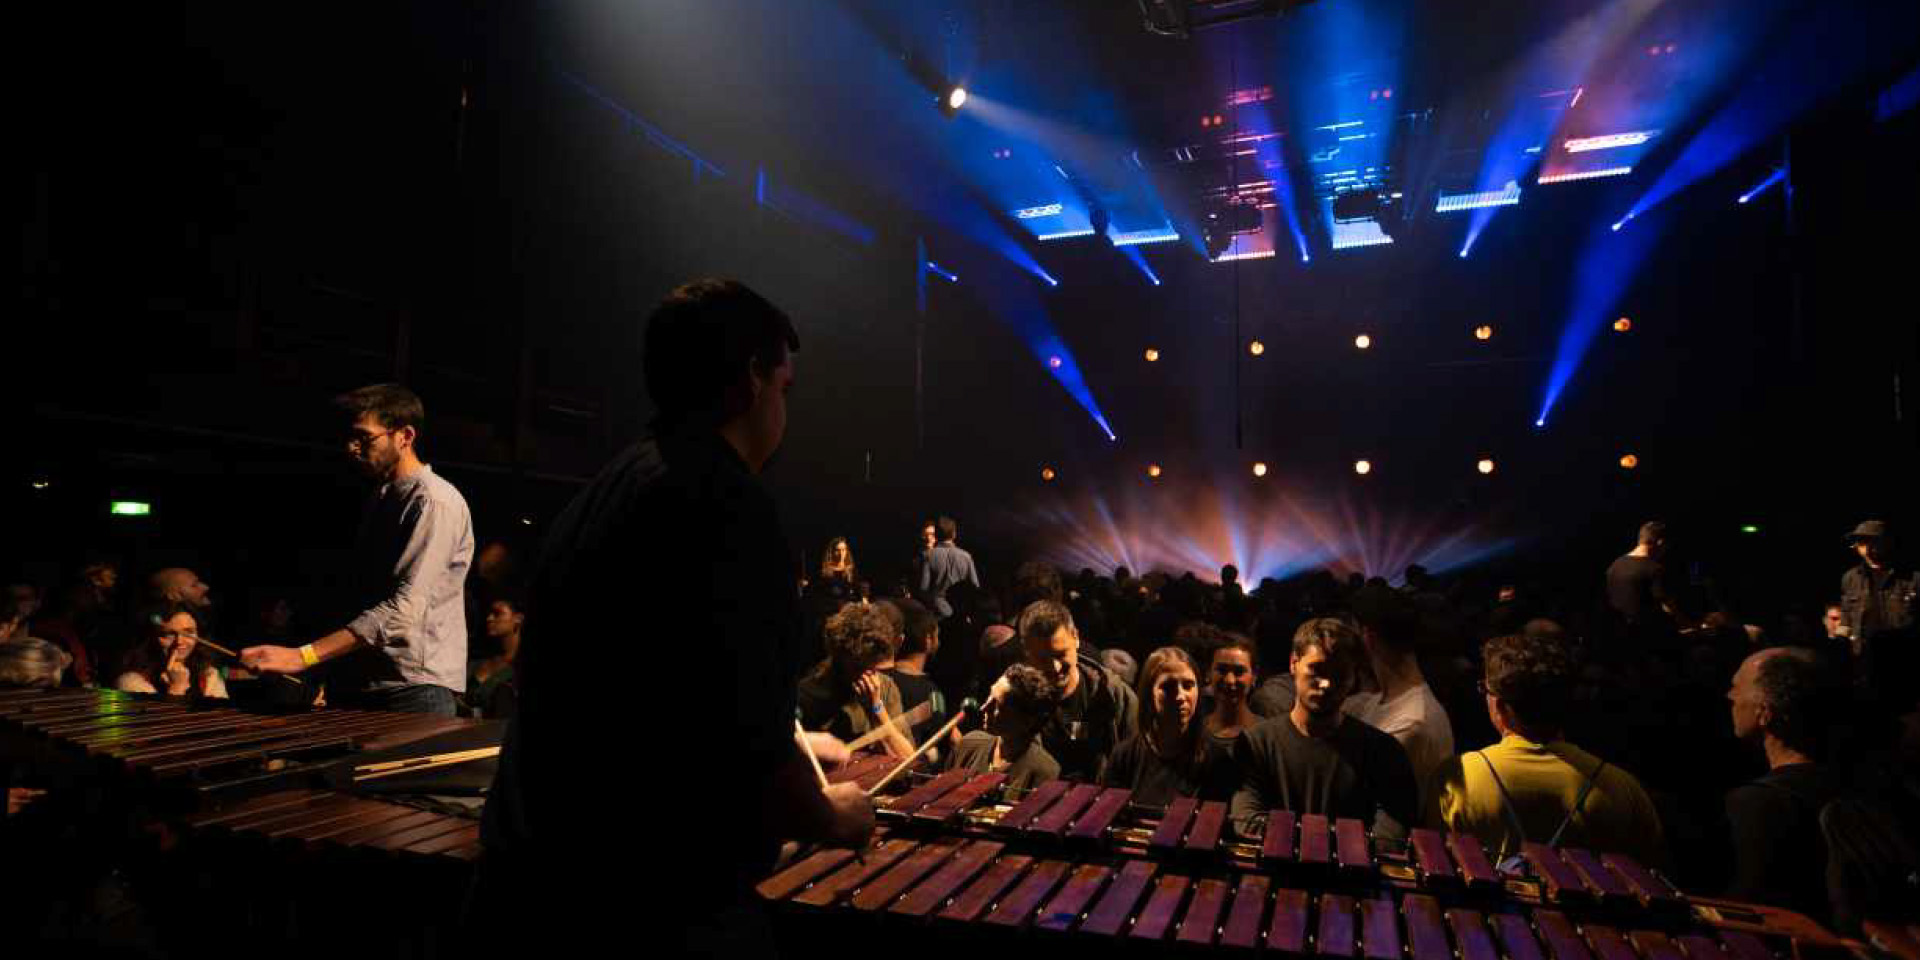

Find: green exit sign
<box><xmin>110</xmin><ymin>501</ymin><xmax>153</xmax><ymax>517</ymax></box>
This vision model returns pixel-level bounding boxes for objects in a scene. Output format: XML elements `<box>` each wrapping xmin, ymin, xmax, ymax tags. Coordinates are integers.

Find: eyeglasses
<box><xmin>345</xmin><ymin>430</ymin><xmax>395</xmax><ymax>451</ymax></box>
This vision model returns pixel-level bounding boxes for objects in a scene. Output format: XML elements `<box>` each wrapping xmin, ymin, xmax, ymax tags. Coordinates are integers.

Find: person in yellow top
<box><xmin>1425</xmin><ymin>631</ymin><xmax>1667</xmax><ymax>871</ymax></box>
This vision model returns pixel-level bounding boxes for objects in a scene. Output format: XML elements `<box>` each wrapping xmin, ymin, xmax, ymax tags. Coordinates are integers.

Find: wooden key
<box><xmin>1403</xmin><ymin>894</ymin><xmax>1452</xmax><ymax>960</ymax></box>
<box><xmin>1080</xmin><ymin>859</ymin><xmax>1157</xmax><ymax>937</ymax></box>
<box><xmin>1534</xmin><ymin>910</ymin><xmax>1597</xmax><ymax>960</ymax></box>
<box><xmin>1267</xmin><ymin>887</ymin><xmax>1311</xmax><ymax>955</ymax></box>
<box><xmin>890</xmin><ymin>840</ymin><xmax>1004</xmax><ymax>918</ymax></box>
<box><xmin>1067</xmin><ymin>786</ymin><xmax>1133</xmax><ymax>843</ymax></box>
<box><xmin>1034</xmin><ymin>863</ymin><xmax>1112</xmax><ymax>933</ymax></box>
<box><xmin>793</xmin><ymin>838</ymin><xmax>917</xmax><ymax>907</ymax></box>
<box><xmin>1299</xmin><ymin>813</ymin><xmax>1332</xmax><ymax>865</ymax></box>
<box><xmin>1149</xmin><ymin>796</ymin><xmax>1199</xmax><ymax>853</ymax></box>
<box><xmin>1184</xmin><ymin>801</ymin><xmax>1228</xmax><ymax>854</ymax></box>
<box><xmin>1450</xmin><ymin>833</ymin><xmax>1502</xmax><ymax>890</ymax></box>
<box><xmin>1220</xmin><ymin>874</ymin><xmax>1271</xmax><ymax>950</ymax></box>
<box><xmin>1600</xmin><ymin>853</ymin><xmax>1685</xmax><ymax>910</ymax></box>
<box><xmin>1262</xmin><ymin>809</ymin><xmax>1298</xmax><ymax>865</ymax></box>
<box><xmin>1360</xmin><ymin>898</ymin><xmax>1401</xmax><ymax>960</ymax></box>
<box><xmin>1583</xmin><ymin>924</ymin><xmax>1641</xmax><ymax>960</ymax></box>
<box><xmin>1448</xmin><ymin>909</ymin><xmax>1501</xmax><ymax>960</ymax></box>
<box><xmin>938</xmin><ymin>853</ymin><xmax>1032</xmax><ymax>923</ymax></box>
<box><xmin>887</xmin><ymin>769</ymin><xmax>972</xmax><ymax>817</ymax></box>
<box><xmin>982</xmin><ymin>859</ymin><xmax>1071</xmax><ymax>928</ymax></box>
<box><xmin>1492</xmin><ymin>913</ymin><xmax>1547</xmax><ymax>960</ymax></box>
<box><xmin>1560</xmin><ymin>847</ymin><xmax>1636</xmax><ymax>904</ymax></box>
<box><xmin>1677</xmin><ymin>934</ymin><xmax>1729</xmax><ymax>960</ymax></box>
<box><xmin>1177</xmin><ymin>878</ymin><xmax>1231</xmax><ymax>946</ymax></box>
<box><xmin>1027</xmin><ymin>782</ymin><xmax>1103</xmax><ymax>838</ymax></box>
<box><xmin>1410</xmin><ymin>829</ymin><xmax>1458</xmax><ymax>886</ymax></box>
<box><xmin>1334</xmin><ymin>818</ymin><xmax>1371</xmax><ymax>876</ymax></box>
<box><xmin>914</xmin><ymin>772</ymin><xmax>1005</xmax><ymax>825</ymax></box>
<box><xmin>997</xmin><ymin>779</ymin><xmax>1072</xmax><ymax>832</ymax></box>
<box><xmin>1130</xmin><ymin>874</ymin><xmax>1192</xmax><ymax>942</ymax></box>
<box><xmin>1522</xmin><ymin>843</ymin><xmax>1591</xmax><ymax>904</ymax></box>
<box><xmin>850</xmin><ymin>839</ymin><xmax>964</xmax><ymax>911</ymax></box>
<box><xmin>1629</xmin><ymin>930</ymin><xmax>1688</xmax><ymax>960</ymax></box>
<box><xmin>1317</xmin><ymin>894</ymin><xmax>1357</xmax><ymax>957</ymax></box>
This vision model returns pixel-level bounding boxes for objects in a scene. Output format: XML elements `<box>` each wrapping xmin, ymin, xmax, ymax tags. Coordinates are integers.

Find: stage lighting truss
<box><xmin>1138</xmin><ymin>0</ymin><xmax>1321</xmax><ymax>38</ymax></box>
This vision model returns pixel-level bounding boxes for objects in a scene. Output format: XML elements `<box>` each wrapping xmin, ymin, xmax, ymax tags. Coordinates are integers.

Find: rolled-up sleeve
<box><xmin>347</xmin><ymin>498</ymin><xmax>461</xmax><ymax>647</ymax></box>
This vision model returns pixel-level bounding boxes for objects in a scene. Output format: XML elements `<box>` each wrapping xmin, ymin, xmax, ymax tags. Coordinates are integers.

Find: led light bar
<box><xmin>1563</xmin><ymin>130</ymin><xmax>1657</xmax><ymax>153</ymax></box>
<box><xmin>1110</xmin><ymin>229</ymin><xmax>1181</xmax><ymax>247</ymax></box>
<box><xmin>1014</xmin><ymin>203</ymin><xmax>1063</xmax><ymax>219</ymax></box>
<box><xmin>1435</xmin><ymin>181</ymin><xmax>1523</xmax><ymax>213</ymax></box>
<box><xmin>1212</xmin><ymin>249</ymin><xmax>1277</xmax><ymax>262</ymax></box>
<box><xmin>1330</xmin><ymin>218</ymin><xmax>1395</xmax><ymax>250</ymax></box>
<box><xmin>1036</xmin><ymin>228</ymin><xmax>1097</xmax><ymax>241</ymax></box>
<box><xmin>1537</xmin><ymin>166</ymin><xmax>1633</xmax><ymax>185</ymax></box>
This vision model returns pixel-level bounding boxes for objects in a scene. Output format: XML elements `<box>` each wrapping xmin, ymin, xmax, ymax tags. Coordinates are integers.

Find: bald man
<box><xmin>1725</xmin><ymin>647</ymin><xmax>1839</xmax><ymax>923</ymax></box>
<box><xmin>149</xmin><ymin>568</ymin><xmax>213</xmax><ymax>614</ymax></box>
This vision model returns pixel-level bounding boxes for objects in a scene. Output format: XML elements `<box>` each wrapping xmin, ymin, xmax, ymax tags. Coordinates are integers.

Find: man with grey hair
<box><xmin>1725</xmin><ymin>646</ymin><xmax>1841</xmax><ymax>923</ymax></box>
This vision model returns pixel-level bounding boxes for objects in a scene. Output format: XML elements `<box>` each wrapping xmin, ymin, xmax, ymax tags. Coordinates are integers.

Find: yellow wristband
<box><xmin>299</xmin><ymin>644</ymin><xmax>320</xmax><ymax>667</ymax></box>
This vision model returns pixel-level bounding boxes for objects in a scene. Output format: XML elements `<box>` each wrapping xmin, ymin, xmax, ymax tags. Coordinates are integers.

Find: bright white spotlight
<box><xmin>1252</xmin><ymin>462</ymin><xmax>1268</xmax><ymax>478</ymax></box>
<box><xmin>1477</xmin><ymin>458</ymin><xmax>1496</xmax><ymax>475</ymax></box>
<box><xmin>947</xmin><ymin>86</ymin><xmax>968</xmax><ymax>111</ymax></box>
<box><xmin>1353</xmin><ymin>460</ymin><xmax>1372</xmax><ymax>476</ymax></box>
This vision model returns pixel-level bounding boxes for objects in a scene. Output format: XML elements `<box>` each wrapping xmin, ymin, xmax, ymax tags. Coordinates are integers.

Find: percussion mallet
<box><xmin>795</xmin><ymin>717</ymin><xmax>831</xmax><ymax>791</ymax></box>
<box><xmin>197</xmin><ymin>637</ymin><xmax>304</xmax><ymax>686</ymax></box>
<box><xmin>865</xmin><ymin>698</ymin><xmax>976</xmax><ymax>798</ymax></box>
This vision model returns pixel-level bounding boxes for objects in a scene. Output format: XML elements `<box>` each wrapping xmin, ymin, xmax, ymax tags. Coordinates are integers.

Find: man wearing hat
<box><xmin>1839</xmin><ymin>520</ymin><xmax>1917</xmax><ymax>661</ymax></box>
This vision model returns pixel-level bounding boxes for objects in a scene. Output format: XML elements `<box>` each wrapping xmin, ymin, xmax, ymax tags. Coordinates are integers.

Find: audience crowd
<box><xmin>3</xmin><ymin>512</ymin><xmax>1916</xmax><ymax>936</ymax></box>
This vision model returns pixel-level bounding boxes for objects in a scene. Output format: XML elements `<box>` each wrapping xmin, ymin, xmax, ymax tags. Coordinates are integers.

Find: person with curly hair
<box><xmin>796</xmin><ymin>603</ymin><xmax>915</xmax><ymax>757</ymax></box>
<box><xmin>116</xmin><ymin>604</ymin><xmax>228</xmax><ymax>699</ymax></box>
<box><xmin>1425</xmin><ymin>630</ymin><xmax>1665</xmax><ymax>868</ymax></box>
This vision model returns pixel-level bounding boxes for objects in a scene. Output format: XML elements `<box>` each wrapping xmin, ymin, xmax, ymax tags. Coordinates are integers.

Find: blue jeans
<box><xmin>339</xmin><ymin>683</ymin><xmax>458</xmax><ymax>717</ymax></box>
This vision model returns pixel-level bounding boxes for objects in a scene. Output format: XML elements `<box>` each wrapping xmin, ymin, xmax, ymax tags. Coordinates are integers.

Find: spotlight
<box><xmin>1619</xmin><ymin>454</ymin><xmax>1639</xmax><ymax>469</ymax></box>
<box><xmin>1354</xmin><ymin>334</ymin><xmax>1372</xmax><ymax>350</ymax></box>
<box><xmin>520</xmin><ymin>517</ymin><xmax>533</xmax><ymax>526</ymax></box>
<box><xmin>1248</xmin><ymin>340</ymin><xmax>1265</xmax><ymax>357</ymax></box>
<box><xmin>1144</xmin><ymin>348</ymin><xmax>1161</xmax><ymax>362</ymax></box>
<box><xmin>1041</xmin><ymin>466</ymin><xmax>1057</xmax><ymax>482</ymax></box>
<box><xmin>1740</xmin><ymin>524</ymin><xmax>1760</xmax><ymax>535</ymax></box>
<box><xmin>1353</xmin><ymin>459</ymin><xmax>1372</xmax><ymax>476</ymax></box>
<box><xmin>1147</xmin><ymin>464</ymin><xmax>1163</xmax><ymax>479</ymax></box>
<box><xmin>31</xmin><ymin>480</ymin><xmax>50</xmax><ymax>490</ymax></box>
<box><xmin>1534</xmin><ymin>418</ymin><xmax>1546</xmax><ymax>428</ymax></box>
<box><xmin>1474</xmin><ymin>325</ymin><xmax>1494</xmax><ymax>341</ymax></box>
<box><xmin>942</xmin><ymin>85</ymin><xmax>968</xmax><ymax>116</ymax></box>
<box><xmin>1613</xmin><ymin>317</ymin><xmax>1632</xmax><ymax>332</ymax></box>
<box><xmin>1048</xmin><ymin>356</ymin><xmax>1063</xmax><ymax>369</ymax></box>
<box><xmin>1252</xmin><ymin>462</ymin><xmax>1268</xmax><ymax>478</ymax></box>
<box><xmin>1477</xmin><ymin>458</ymin><xmax>1496</xmax><ymax>475</ymax></box>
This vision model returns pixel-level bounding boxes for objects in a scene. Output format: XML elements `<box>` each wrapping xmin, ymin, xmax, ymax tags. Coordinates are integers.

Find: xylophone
<box><xmin>759</xmin><ymin>771</ymin><xmax>1846</xmax><ymax>960</ymax></box>
<box><xmin>0</xmin><ymin>685</ymin><xmax>502</xmax><ymax>958</ymax></box>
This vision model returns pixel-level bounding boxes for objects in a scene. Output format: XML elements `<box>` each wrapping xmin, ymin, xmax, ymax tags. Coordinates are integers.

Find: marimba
<box><xmin>0</xmin><ymin>685</ymin><xmax>501</xmax><ymax>958</ymax></box>
<box><xmin>759</xmin><ymin>771</ymin><xmax>1842</xmax><ymax>959</ymax></box>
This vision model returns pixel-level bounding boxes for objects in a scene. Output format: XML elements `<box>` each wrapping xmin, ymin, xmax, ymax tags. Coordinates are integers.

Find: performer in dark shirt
<box><xmin>1605</xmin><ymin>521</ymin><xmax>1674</xmax><ymax>627</ymax></box>
<box><xmin>471</xmin><ymin>280</ymin><xmax>872</xmax><ymax>954</ymax></box>
<box><xmin>1232</xmin><ymin>618</ymin><xmax>1419</xmax><ymax>838</ymax></box>
<box><xmin>1105</xmin><ymin>647</ymin><xmax>1236</xmax><ymax>807</ymax></box>
<box><xmin>1009</xmin><ymin>600</ymin><xmax>1138</xmax><ymax>783</ymax></box>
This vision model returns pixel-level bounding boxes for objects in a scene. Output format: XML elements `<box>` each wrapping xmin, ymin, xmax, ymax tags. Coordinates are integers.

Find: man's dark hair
<box><xmin>1754</xmin><ymin>647</ymin><xmax>1833</xmax><ymax>758</ymax></box>
<box><xmin>872</xmin><ymin>599</ymin><xmax>906</xmax><ymax>641</ymax></box>
<box><xmin>334</xmin><ymin>384</ymin><xmax>425</xmax><ymax>433</ymax></box>
<box><xmin>642</xmin><ymin>279</ymin><xmax>799</xmax><ymax>428</ymax></box>
<box><xmin>1291</xmin><ymin>618</ymin><xmax>1364</xmax><ymax>677</ymax></box>
<box><xmin>896</xmin><ymin>598</ymin><xmax>939</xmax><ymax>657</ymax></box>
<box><xmin>821</xmin><ymin>603</ymin><xmax>896</xmax><ymax>680</ymax></box>
<box><xmin>1221</xmin><ymin>564</ymin><xmax>1239</xmax><ymax>585</ymax></box>
<box><xmin>1009</xmin><ymin>561</ymin><xmax>1065</xmax><ymax>613</ymax></box>
<box><xmin>1483</xmin><ymin>633</ymin><xmax>1579</xmax><ymax>735</ymax></box>
<box><xmin>936</xmin><ymin>517</ymin><xmax>958</xmax><ymax>543</ymax></box>
<box><xmin>1353</xmin><ymin>586</ymin><xmax>1419</xmax><ymax>654</ymax></box>
<box><xmin>1016</xmin><ymin>599</ymin><xmax>1076</xmax><ymax>648</ymax></box>
<box><xmin>1638</xmin><ymin>521</ymin><xmax>1667</xmax><ymax>545</ymax></box>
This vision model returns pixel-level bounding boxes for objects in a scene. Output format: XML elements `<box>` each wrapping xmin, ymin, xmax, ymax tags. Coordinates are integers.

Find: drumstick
<box><xmin>865</xmin><ymin>698</ymin><xmax>976</xmax><ymax>797</ymax></box>
<box><xmin>843</xmin><ymin>701</ymin><xmax>933</xmax><ymax>753</ymax></box>
<box><xmin>193</xmin><ymin>637</ymin><xmax>305</xmax><ymax>686</ymax></box>
<box><xmin>354</xmin><ymin>746</ymin><xmax>500</xmax><ymax>781</ymax></box>
<box><xmin>795</xmin><ymin>718</ymin><xmax>831</xmax><ymax>791</ymax></box>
